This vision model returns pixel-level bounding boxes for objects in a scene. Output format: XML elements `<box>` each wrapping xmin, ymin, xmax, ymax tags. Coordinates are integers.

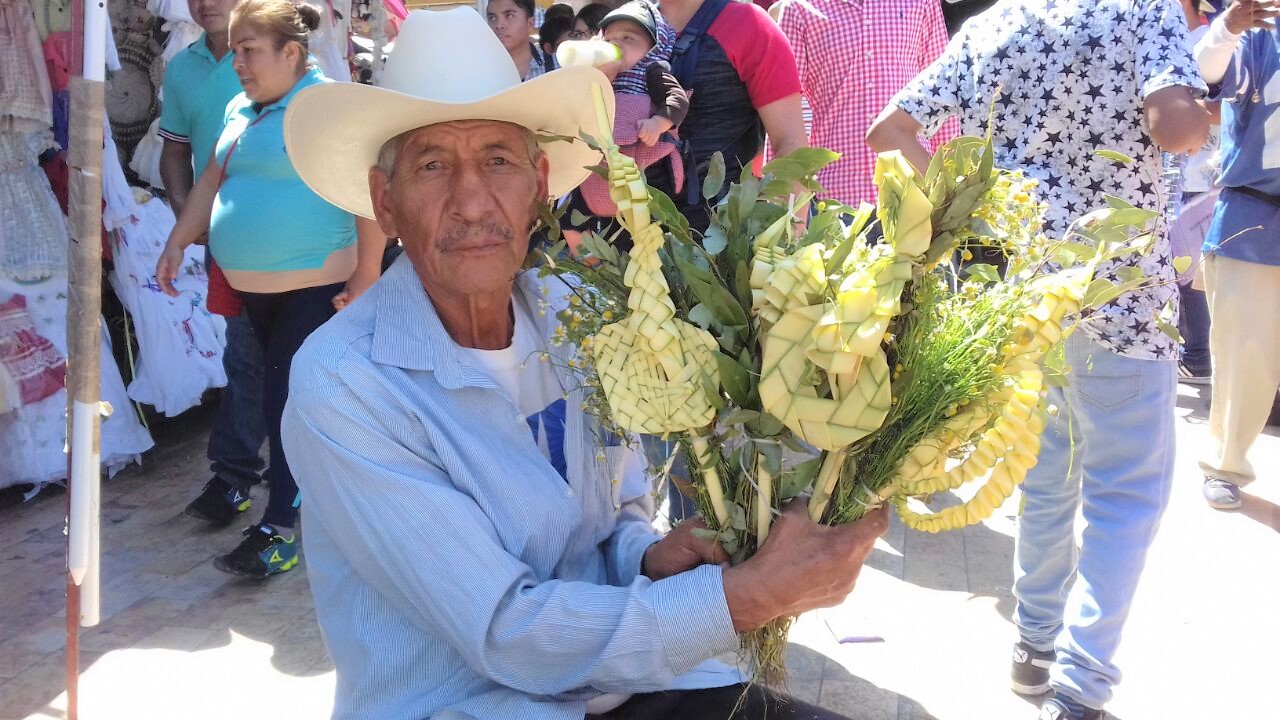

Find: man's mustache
<box><xmin>439</xmin><ymin>222</ymin><xmax>514</xmax><ymax>249</ymax></box>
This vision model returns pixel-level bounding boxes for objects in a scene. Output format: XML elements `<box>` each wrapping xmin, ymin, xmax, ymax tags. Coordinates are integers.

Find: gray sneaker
<box><xmin>1203</xmin><ymin>476</ymin><xmax>1242</xmax><ymax>511</ymax></box>
<box><xmin>1038</xmin><ymin>697</ymin><xmax>1106</xmax><ymax>720</ymax></box>
<box><xmin>1011</xmin><ymin>641</ymin><xmax>1054</xmax><ymax>695</ymax></box>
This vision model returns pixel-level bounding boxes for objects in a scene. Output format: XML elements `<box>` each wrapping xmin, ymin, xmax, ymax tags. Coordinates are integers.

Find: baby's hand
<box><xmin>636</xmin><ymin>116</ymin><xmax>674</xmax><ymax>147</ymax></box>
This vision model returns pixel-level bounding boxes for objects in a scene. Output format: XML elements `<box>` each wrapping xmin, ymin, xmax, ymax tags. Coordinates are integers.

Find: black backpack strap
<box><xmin>669</xmin><ymin>0</ymin><xmax>730</xmax><ymax>207</ymax></box>
<box><xmin>669</xmin><ymin>0</ymin><xmax>730</xmax><ymax>89</ymax></box>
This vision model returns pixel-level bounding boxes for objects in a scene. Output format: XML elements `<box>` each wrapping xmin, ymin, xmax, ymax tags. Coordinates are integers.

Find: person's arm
<box><xmin>759</xmin><ymin>93</ymin><xmax>807</xmax><ymax>160</ymax></box>
<box><xmin>866</xmin><ymin>106</ymin><xmax>932</xmax><ymax>174</ymax></box>
<box><xmin>281</xmin><ymin>377</ymin><xmax>739</xmax><ymax>695</ymax></box>
<box><xmin>870</xmin><ymin>23</ymin><xmax>970</xmax><ymax>173</ymax></box>
<box><xmin>645</xmin><ymin>62</ymin><xmax>689</xmax><ymax>127</ymax></box>
<box><xmin>331</xmin><ymin>216</ymin><xmax>386</xmax><ymax>310</ymax></box>
<box><xmin>919</xmin><ymin>0</ymin><xmax>959</xmax><ymax>152</ymax></box>
<box><xmin>1134</xmin><ymin>0</ymin><xmax>1211</xmax><ymax>154</ymax></box>
<box><xmin>1197</xmin><ymin>1</ymin><xmax>1280</xmax><ymax>84</ymax></box>
<box><xmin>156</xmin><ymin>151</ymin><xmax>219</xmax><ymax>296</ymax></box>
<box><xmin>1144</xmin><ymin>86</ymin><xmax>1211</xmax><ymax>154</ymax></box>
<box><xmin>159</xmin><ymin>139</ymin><xmax>194</xmax><ymax>217</ymax></box>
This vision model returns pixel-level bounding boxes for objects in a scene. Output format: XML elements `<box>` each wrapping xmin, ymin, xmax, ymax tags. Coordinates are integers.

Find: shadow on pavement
<box><xmin>786</xmin><ymin>642</ymin><xmax>938</xmax><ymax>720</ymax></box>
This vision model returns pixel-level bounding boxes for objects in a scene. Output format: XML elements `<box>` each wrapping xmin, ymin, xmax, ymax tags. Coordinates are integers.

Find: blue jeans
<box><xmin>240</xmin><ymin>283</ymin><xmax>342</xmax><ymax>529</ymax></box>
<box><xmin>1178</xmin><ymin>284</ymin><xmax>1211</xmax><ymax>373</ymax></box>
<box><xmin>207</xmin><ymin>311</ymin><xmax>266</xmax><ymax>490</ymax></box>
<box><xmin>1012</xmin><ymin>333</ymin><xmax>1176</xmax><ymax>710</ymax></box>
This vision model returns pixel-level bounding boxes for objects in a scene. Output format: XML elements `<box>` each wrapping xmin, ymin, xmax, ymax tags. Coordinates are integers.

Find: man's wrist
<box><xmin>722</xmin><ymin>563</ymin><xmax>773</xmax><ymax>632</ymax></box>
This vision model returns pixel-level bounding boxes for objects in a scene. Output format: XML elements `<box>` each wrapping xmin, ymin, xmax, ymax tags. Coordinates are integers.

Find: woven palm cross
<box><xmin>585</xmin><ymin>85</ymin><xmax>719</xmax><ymax>436</ymax></box>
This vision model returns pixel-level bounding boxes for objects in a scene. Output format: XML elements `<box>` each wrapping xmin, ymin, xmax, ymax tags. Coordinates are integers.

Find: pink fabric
<box><xmin>580</xmin><ymin>94</ymin><xmax>684</xmax><ymax>218</ymax></box>
<box><xmin>0</xmin><ymin>294</ymin><xmax>66</xmax><ymax>407</ymax></box>
<box><xmin>776</xmin><ymin>0</ymin><xmax>960</xmax><ymax>207</ymax></box>
<box><xmin>383</xmin><ymin>0</ymin><xmax>407</xmax><ymax>21</ymax></box>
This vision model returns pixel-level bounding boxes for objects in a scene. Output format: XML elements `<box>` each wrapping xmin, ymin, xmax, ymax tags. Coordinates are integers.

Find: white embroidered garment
<box><xmin>0</xmin><ymin>131</ymin><xmax>68</xmax><ymax>281</ymax></box>
<box><xmin>103</xmin><ymin>122</ymin><xmax>227</xmax><ymax>416</ymax></box>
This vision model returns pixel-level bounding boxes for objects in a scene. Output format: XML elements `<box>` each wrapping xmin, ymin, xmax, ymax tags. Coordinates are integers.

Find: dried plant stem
<box><xmin>808</xmin><ymin>450</ymin><xmax>847</xmax><ymax>523</ymax></box>
<box><xmin>755</xmin><ymin>456</ymin><xmax>773</xmax><ymax>544</ymax></box>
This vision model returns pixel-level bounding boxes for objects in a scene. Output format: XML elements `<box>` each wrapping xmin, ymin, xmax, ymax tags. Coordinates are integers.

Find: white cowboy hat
<box><xmin>283</xmin><ymin>7</ymin><xmax>614</xmax><ymax>220</ymax></box>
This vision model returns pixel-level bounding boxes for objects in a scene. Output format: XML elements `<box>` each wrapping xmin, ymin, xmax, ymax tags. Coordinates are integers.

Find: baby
<box><xmin>596</xmin><ymin>0</ymin><xmax>688</xmax><ymax>146</ymax></box>
<box><xmin>561</xmin><ymin>0</ymin><xmax>688</xmax><ymax>249</ymax></box>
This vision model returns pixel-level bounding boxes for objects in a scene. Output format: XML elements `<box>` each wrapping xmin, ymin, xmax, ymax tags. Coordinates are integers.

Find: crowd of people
<box><xmin>146</xmin><ymin>1</ymin><xmax>1276</xmax><ymax>719</ymax></box>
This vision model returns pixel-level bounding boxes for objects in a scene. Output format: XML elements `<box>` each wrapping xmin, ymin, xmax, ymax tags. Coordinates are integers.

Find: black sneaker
<box><xmin>185</xmin><ymin>477</ymin><xmax>252</xmax><ymax>526</ymax></box>
<box><xmin>1177</xmin><ymin>362</ymin><xmax>1211</xmax><ymax>386</ymax></box>
<box><xmin>1011</xmin><ymin>641</ymin><xmax>1054</xmax><ymax>695</ymax></box>
<box><xmin>1038</xmin><ymin>697</ymin><xmax>1107</xmax><ymax>720</ymax></box>
<box><xmin>212</xmin><ymin>523</ymin><xmax>298</xmax><ymax>578</ymax></box>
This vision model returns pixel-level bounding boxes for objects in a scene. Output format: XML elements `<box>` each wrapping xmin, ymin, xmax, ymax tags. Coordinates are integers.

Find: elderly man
<box><xmin>280</xmin><ymin>9</ymin><xmax>885</xmax><ymax>720</ymax></box>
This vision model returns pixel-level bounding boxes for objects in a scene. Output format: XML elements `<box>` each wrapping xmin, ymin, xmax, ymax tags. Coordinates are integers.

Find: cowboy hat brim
<box><xmin>283</xmin><ymin>65</ymin><xmax>614</xmax><ymax>220</ymax></box>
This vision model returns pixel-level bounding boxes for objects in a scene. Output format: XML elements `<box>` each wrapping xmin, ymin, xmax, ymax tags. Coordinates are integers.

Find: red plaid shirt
<box><xmin>777</xmin><ymin>0</ymin><xmax>958</xmax><ymax>207</ymax></box>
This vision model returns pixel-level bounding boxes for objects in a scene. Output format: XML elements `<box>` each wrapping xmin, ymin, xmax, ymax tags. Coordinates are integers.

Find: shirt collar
<box><xmin>371</xmin><ymin>253</ymin><xmax>561</xmax><ymax>389</ymax></box>
<box><xmin>260</xmin><ymin>66</ymin><xmax>325</xmax><ymax>113</ymax></box>
<box><xmin>190</xmin><ymin>33</ymin><xmax>230</xmax><ymax>66</ymax></box>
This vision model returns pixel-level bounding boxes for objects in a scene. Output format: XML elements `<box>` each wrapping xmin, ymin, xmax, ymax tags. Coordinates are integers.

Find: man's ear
<box><xmin>368</xmin><ymin>167</ymin><xmax>401</xmax><ymax>240</ymax></box>
<box><xmin>535</xmin><ymin>152</ymin><xmax>551</xmax><ymax>202</ymax></box>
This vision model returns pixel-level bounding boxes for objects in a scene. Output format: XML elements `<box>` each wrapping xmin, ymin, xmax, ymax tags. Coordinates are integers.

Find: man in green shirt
<box><xmin>159</xmin><ymin>0</ymin><xmax>268</xmax><ymax>528</ymax></box>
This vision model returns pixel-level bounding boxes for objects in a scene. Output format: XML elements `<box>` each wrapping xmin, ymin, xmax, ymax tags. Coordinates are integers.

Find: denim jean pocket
<box><xmin>1077</xmin><ymin>370</ymin><xmax>1142</xmax><ymax>412</ymax></box>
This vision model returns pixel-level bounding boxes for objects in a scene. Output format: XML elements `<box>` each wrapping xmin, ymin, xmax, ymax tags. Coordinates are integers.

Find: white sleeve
<box><xmin>1195</xmin><ymin>16</ymin><xmax>1244</xmax><ymax>85</ymax></box>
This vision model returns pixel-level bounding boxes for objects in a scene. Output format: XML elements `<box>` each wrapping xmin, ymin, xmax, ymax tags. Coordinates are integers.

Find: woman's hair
<box><xmin>545</xmin><ymin>3</ymin><xmax>575</xmax><ymax>23</ymax></box>
<box><xmin>539</xmin><ymin>16</ymin><xmax>572</xmax><ymax>50</ymax></box>
<box><xmin>575</xmin><ymin>3</ymin><xmax>611</xmax><ymax>33</ymax></box>
<box><xmin>231</xmin><ymin>0</ymin><xmax>322</xmax><ymax>53</ymax></box>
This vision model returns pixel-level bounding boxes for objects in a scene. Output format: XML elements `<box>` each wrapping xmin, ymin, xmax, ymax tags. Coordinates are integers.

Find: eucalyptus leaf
<box><xmin>703</xmin><ymin>152</ymin><xmax>727</xmax><ymax>202</ymax></box>
<box><xmin>781</xmin><ymin>457</ymin><xmax>822</xmax><ymax>499</ymax></box>
<box><xmin>689</xmin><ymin>527</ymin><xmax>720</xmax><ymax>542</ymax></box>
<box><xmin>720</xmin><ymin>408</ymin><xmax>761</xmax><ymax>426</ymax></box>
<box><xmin>1155</xmin><ymin>317</ymin><xmax>1183</xmax><ymax>343</ymax></box>
<box><xmin>570</xmin><ymin>209</ymin><xmax>590</xmax><ymax>227</ymax></box>
<box><xmin>715</xmin><ymin>351</ymin><xmax>752</xmax><ymax>406</ymax></box>
<box><xmin>703</xmin><ymin>224</ymin><xmax>728</xmax><ymax>256</ymax></box>
<box><xmin>1173</xmin><ymin>256</ymin><xmax>1193</xmax><ymax>275</ymax></box>
<box><xmin>688</xmin><ymin>303</ymin><xmax>716</xmax><ymax>330</ymax></box>
<box><xmin>1094</xmin><ymin>149</ymin><xmax>1136</xmax><ymax>164</ymax></box>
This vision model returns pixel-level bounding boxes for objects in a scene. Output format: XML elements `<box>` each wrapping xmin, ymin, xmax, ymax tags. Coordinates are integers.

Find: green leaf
<box><xmin>762</xmin><ymin>148</ymin><xmax>840</xmax><ymax>184</ymax></box>
<box><xmin>688</xmin><ymin>303</ymin><xmax>715</xmax><ymax>330</ymax></box>
<box><xmin>727</xmin><ymin>502</ymin><xmax>748</xmax><ymax>531</ymax></box>
<box><xmin>569</xmin><ymin>209</ymin><xmax>590</xmax><ymax>227</ymax></box>
<box><xmin>1173</xmin><ymin>256</ymin><xmax>1193</xmax><ymax>275</ymax></box>
<box><xmin>714</xmin><ymin>351</ymin><xmax>752</xmax><ymax>407</ymax></box>
<box><xmin>1115</xmin><ymin>266</ymin><xmax>1144</xmax><ymax>283</ymax></box>
<box><xmin>1155</xmin><ymin>317</ymin><xmax>1183</xmax><ymax>343</ymax></box>
<box><xmin>1082</xmin><ymin>278</ymin><xmax>1124</xmax><ymax>308</ymax></box>
<box><xmin>965</xmin><ymin>263</ymin><xmax>1001</xmax><ymax>284</ymax></box>
<box><xmin>703</xmin><ymin>223</ymin><xmax>728</xmax><ymax>256</ymax></box>
<box><xmin>1094</xmin><ymin>149</ymin><xmax>1136</xmax><ymax>164</ymax></box>
<box><xmin>749</xmin><ymin>412</ymin><xmax>785</xmax><ymax>437</ymax></box>
<box><xmin>720</xmin><ymin>408</ymin><xmax>761</xmax><ymax>426</ymax></box>
<box><xmin>1102</xmin><ymin>194</ymin><xmax>1135</xmax><ymax>210</ymax></box>
<box><xmin>780</xmin><ymin>457</ymin><xmax>822</xmax><ymax>499</ymax></box>
<box><xmin>648</xmin><ymin>189</ymin><xmax>692</xmax><ymax>244</ymax></box>
<box><xmin>689</xmin><ymin>527</ymin><xmax>720</xmax><ymax>542</ymax></box>
<box><xmin>703</xmin><ymin>152</ymin><xmax>727</xmax><ymax>202</ymax></box>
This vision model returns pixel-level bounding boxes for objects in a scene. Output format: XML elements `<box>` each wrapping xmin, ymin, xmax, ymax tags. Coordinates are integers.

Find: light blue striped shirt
<box><xmin>282</xmin><ymin>255</ymin><xmax>741</xmax><ymax>720</ymax></box>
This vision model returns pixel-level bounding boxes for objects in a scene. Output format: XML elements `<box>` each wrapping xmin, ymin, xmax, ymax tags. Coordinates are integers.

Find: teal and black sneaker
<box><xmin>185</xmin><ymin>477</ymin><xmax>252</xmax><ymax>527</ymax></box>
<box><xmin>213</xmin><ymin>523</ymin><xmax>298</xmax><ymax>578</ymax></box>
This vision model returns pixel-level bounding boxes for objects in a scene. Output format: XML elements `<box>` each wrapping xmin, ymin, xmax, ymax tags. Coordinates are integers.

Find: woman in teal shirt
<box><xmin>157</xmin><ymin>0</ymin><xmax>383</xmax><ymax>578</ymax></box>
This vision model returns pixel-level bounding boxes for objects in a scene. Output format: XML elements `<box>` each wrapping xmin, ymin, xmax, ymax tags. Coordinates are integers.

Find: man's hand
<box><xmin>1224</xmin><ymin>0</ymin><xmax>1280</xmax><ymax>35</ymax></box>
<box><xmin>642</xmin><ymin>517</ymin><xmax>729</xmax><ymax>581</ymax></box>
<box><xmin>722</xmin><ymin>503</ymin><xmax>888</xmax><ymax>632</ymax></box>
<box><xmin>636</xmin><ymin>116</ymin><xmax>674</xmax><ymax>147</ymax></box>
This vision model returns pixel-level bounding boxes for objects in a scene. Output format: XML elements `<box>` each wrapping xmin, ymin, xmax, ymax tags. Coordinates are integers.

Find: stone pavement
<box><xmin>0</xmin><ymin>384</ymin><xmax>1276</xmax><ymax>720</ymax></box>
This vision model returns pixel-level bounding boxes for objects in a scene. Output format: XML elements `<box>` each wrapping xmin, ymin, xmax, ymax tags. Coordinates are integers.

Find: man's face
<box><xmin>188</xmin><ymin>0</ymin><xmax>236</xmax><ymax>37</ymax></box>
<box><xmin>370</xmin><ymin>120</ymin><xmax>549</xmax><ymax>302</ymax></box>
<box><xmin>486</xmin><ymin>0</ymin><xmax>535</xmax><ymax>53</ymax></box>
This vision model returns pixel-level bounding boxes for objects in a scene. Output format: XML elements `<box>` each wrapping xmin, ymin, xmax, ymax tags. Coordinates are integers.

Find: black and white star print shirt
<box><xmin>892</xmin><ymin>0</ymin><xmax>1207</xmax><ymax>361</ymax></box>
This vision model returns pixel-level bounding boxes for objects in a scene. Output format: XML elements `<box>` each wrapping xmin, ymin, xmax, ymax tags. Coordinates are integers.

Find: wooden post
<box><xmin>66</xmin><ymin>1</ymin><xmax>108</xmax><ymax>718</ymax></box>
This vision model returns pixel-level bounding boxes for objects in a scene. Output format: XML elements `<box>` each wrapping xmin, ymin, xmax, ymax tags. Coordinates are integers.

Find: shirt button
<box><xmin>515</xmin><ymin>414</ymin><xmax>526</xmax><ymax>424</ymax></box>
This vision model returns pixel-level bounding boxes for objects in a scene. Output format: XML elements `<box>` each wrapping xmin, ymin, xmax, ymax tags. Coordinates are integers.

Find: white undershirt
<box><xmin>459</xmin><ymin>297</ymin><xmax>632</xmax><ymax>715</ymax></box>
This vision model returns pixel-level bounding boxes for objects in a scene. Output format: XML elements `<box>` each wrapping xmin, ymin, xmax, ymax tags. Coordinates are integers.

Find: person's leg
<box><xmin>257</xmin><ymin>283</ymin><xmax>342</xmax><ymax>530</ymax></box>
<box><xmin>1012</xmin><ymin>372</ymin><xmax>1084</xmax><ymax>658</ymax></box>
<box><xmin>1201</xmin><ymin>255</ymin><xmax>1280</xmax><ymax>487</ymax></box>
<box><xmin>1048</xmin><ymin>335</ymin><xmax>1177</xmax><ymax>712</ymax></box>
<box><xmin>1177</xmin><ymin>283</ymin><xmax>1211</xmax><ymax>376</ymax></box>
<box><xmin>206</xmin><ymin>310</ymin><xmax>267</xmax><ymax>490</ymax></box>
<box><xmin>592</xmin><ymin>684</ymin><xmax>850</xmax><ymax>719</ymax></box>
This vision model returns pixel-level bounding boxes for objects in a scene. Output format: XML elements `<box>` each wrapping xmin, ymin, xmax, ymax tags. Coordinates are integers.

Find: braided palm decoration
<box><xmin>890</xmin><ymin>272</ymin><xmax>1086</xmax><ymax>532</ymax></box>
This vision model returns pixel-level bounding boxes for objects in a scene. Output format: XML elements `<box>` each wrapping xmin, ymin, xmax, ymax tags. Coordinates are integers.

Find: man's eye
<box><xmin>419</xmin><ymin>161</ymin><xmax>441</xmax><ymax>171</ymax></box>
<box><xmin>491</xmin><ymin>157</ymin><xmax>509</xmax><ymax>166</ymax></box>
